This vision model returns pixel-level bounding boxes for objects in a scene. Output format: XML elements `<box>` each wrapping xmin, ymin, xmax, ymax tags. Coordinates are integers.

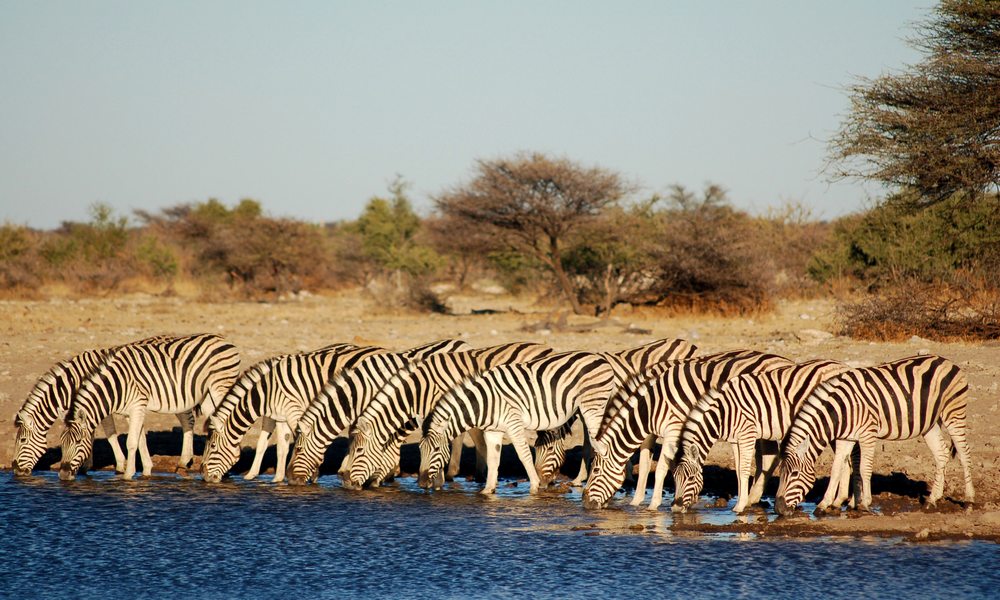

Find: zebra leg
<box><xmin>922</xmin><ymin>423</ymin><xmax>950</xmax><ymax>507</ymax></box>
<box><xmin>273</xmin><ymin>421</ymin><xmax>291</xmax><ymax>483</ymax></box>
<box><xmin>506</xmin><ymin>424</ymin><xmax>541</xmax><ymax>494</ymax></box>
<box><xmin>733</xmin><ymin>438</ymin><xmax>756</xmax><ymax>513</ymax></box>
<box><xmin>647</xmin><ymin>431</ymin><xmax>679</xmax><ymax>511</ymax></box>
<box><xmin>943</xmin><ymin>417</ymin><xmax>975</xmax><ymax>505</ymax></box>
<box><xmin>176</xmin><ymin>411</ymin><xmax>195</xmax><ymax>472</ymax></box>
<box><xmin>246</xmin><ymin>417</ymin><xmax>276</xmax><ymax>481</ymax></box>
<box><xmin>857</xmin><ymin>439</ymin><xmax>876</xmax><ymax>511</ymax></box>
<box><xmin>446</xmin><ymin>433</ymin><xmax>464</xmax><ymax>481</ymax></box>
<box><xmin>138</xmin><ymin>427</ymin><xmax>152</xmax><ymax>476</ymax></box>
<box><xmin>629</xmin><ymin>435</ymin><xmax>656</xmax><ymax>506</ymax></box>
<box><xmin>99</xmin><ymin>416</ymin><xmax>127</xmax><ymax>473</ymax></box>
<box><xmin>572</xmin><ymin>436</ymin><xmax>590</xmax><ymax>485</ymax></box>
<box><xmin>748</xmin><ymin>440</ymin><xmax>780</xmax><ymax>505</ymax></box>
<box><xmin>481</xmin><ymin>430</ymin><xmax>504</xmax><ymax>495</ymax></box>
<box><xmin>818</xmin><ymin>440</ymin><xmax>854</xmax><ymax>511</ymax></box>
<box><xmin>470</xmin><ymin>428</ymin><xmax>488</xmax><ymax>483</ymax></box>
<box><xmin>123</xmin><ymin>407</ymin><xmax>147</xmax><ymax>480</ymax></box>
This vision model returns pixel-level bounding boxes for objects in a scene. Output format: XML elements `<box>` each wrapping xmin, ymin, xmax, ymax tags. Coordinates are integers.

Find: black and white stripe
<box><xmin>345</xmin><ymin>342</ymin><xmax>553</xmax><ymax>489</ymax></box>
<box><xmin>285</xmin><ymin>339</ymin><xmax>470</xmax><ymax>485</ymax></box>
<box><xmin>582</xmin><ymin>350</ymin><xmax>794</xmax><ymax>510</ymax></box>
<box><xmin>201</xmin><ymin>343</ymin><xmax>385</xmax><ymax>483</ymax></box>
<box><xmin>532</xmin><ymin>338</ymin><xmax>698</xmax><ymax>486</ymax></box>
<box><xmin>13</xmin><ymin>336</ymin><xmax>175</xmax><ymax>476</ymax></box>
<box><xmin>672</xmin><ymin>359</ymin><xmax>848</xmax><ymax>512</ymax></box>
<box><xmin>59</xmin><ymin>333</ymin><xmax>241</xmax><ymax>480</ymax></box>
<box><xmin>417</xmin><ymin>351</ymin><xmax>618</xmax><ymax>494</ymax></box>
<box><xmin>775</xmin><ymin>354</ymin><xmax>975</xmax><ymax>514</ymax></box>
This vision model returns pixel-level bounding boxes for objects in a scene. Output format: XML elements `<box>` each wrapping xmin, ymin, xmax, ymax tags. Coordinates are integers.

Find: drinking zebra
<box><xmin>418</xmin><ymin>351</ymin><xmax>618</xmax><ymax>494</ymax></box>
<box><xmin>12</xmin><ymin>337</ymin><xmax>169</xmax><ymax>475</ymax></box>
<box><xmin>582</xmin><ymin>350</ymin><xmax>794</xmax><ymax>510</ymax></box>
<box><xmin>59</xmin><ymin>333</ymin><xmax>241</xmax><ymax>480</ymax></box>
<box><xmin>671</xmin><ymin>359</ymin><xmax>850</xmax><ymax>513</ymax></box>
<box><xmin>775</xmin><ymin>355</ymin><xmax>975</xmax><ymax>515</ymax></box>
<box><xmin>531</xmin><ymin>338</ymin><xmax>698</xmax><ymax>486</ymax></box>
<box><xmin>344</xmin><ymin>342</ymin><xmax>553</xmax><ymax>489</ymax></box>
<box><xmin>285</xmin><ymin>339</ymin><xmax>470</xmax><ymax>485</ymax></box>
<box><xmin>201</xmin><ymin>343</ymin><xmax>383</xmax><ymax>483</ymax></box>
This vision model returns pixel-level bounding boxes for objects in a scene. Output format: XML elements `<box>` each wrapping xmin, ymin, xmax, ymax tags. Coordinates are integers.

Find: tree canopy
<box><xmin>830</xmin><ymin>0</ymin><xmax>1000</xmax><ymax>207</ymax></box>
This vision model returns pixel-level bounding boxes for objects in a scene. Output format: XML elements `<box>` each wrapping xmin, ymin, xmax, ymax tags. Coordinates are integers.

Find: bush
<box><xmin>645</xmin><ymin>185</ymin><xmax>774</xmax><ymax>314</ymax></box>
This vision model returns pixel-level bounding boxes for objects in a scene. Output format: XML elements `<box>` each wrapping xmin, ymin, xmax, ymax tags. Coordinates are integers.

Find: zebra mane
<box><xmin>680</xmin><ymin>387</ymin><xmax>726</xmax><ymax>447</ymax></box>
<box><xmin>213</xmin><ymin>357</ymin><xmax>278</xmax><ymax>423</ymax></box>
<box><xmin>781</xmin><ymin>379</ymin><xmax>841</xmax><ymax>459</ymax></box>
<box><xmin>20</xmin><ymin>361</ymin><xmax>72</xmax><ymax>418</ymax></box>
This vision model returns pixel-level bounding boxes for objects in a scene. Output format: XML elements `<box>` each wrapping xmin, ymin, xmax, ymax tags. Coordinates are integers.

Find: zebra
<box><xmin>58</xmin><ymin>333</ymin><xmax>241</xmax><ymax>480</ymax></box>
<box><xmin>775</xmin><ymin>355</ymin><xmax>975</xmax><ymax>515</ymax></box>
<box><xmin>531</xmin><ymin>338</ymin><xmax>698</xmax><ymax>486</ymax></box>
<box><xmin>582</xmin><ymin>350</ymin><xmax>794</xmax><ymax>510</ymax></box>
<box><xmin>344</xmin><ymin>342</ymin><xmax>554</xmax><ymax>489</ymax></box>
<box><xmin>12</xmin><ymin>337</ymin><xmax>171</xmax><ymax>476</ymax></box>
<box><xmin>671</xmin><ymin>359</ymin><xmax>851</xmax><ymax>513</ymax></box>
<box><xmin>418</xmin><ymin>351</ymin><xmax>618</xmax><ymax>495</ymax></box>
<box><xmin>201</xmin><ymin>343</ymin><xmax>383</xmax><ymax>483</ymax></box>
<box><xmin>285</xmin><ymin>339</ymin><xmax>470</xmax><ymax>485</ymax></box>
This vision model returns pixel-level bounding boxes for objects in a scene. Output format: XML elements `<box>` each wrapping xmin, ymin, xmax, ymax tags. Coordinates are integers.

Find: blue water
<box><xmin>1</xmin><ymin>472</ymin><xmax>997</xmax><ymax>599</ymax></box>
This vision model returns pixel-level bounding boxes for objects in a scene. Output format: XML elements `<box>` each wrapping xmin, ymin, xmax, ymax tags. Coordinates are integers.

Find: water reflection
<box><xmin>2</xmin><ymin>472</ymin><xmax>998</xmax><ymax>599</ymax></box>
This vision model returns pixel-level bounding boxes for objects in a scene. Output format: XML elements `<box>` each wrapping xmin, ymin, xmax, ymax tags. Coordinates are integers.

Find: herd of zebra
<box><xmin>11</xmin><ymin>332</ymin><xmax>976</xmax><ymax>515</ymax></box>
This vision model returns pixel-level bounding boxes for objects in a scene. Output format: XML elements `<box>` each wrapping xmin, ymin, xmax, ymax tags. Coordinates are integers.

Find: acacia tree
<box><xmin>435</xmin><ymin>153</ymin><xmax>631</xmax><ymax>314</ymax></box>
<box><xmin>829</xmin><ymin>0</ymin><xmax>1000</xmax><ymax>207</ymax></box>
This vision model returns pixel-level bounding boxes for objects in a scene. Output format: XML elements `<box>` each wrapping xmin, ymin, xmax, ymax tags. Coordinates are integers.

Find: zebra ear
<box><xmin>794</xmin><ymin>441</ymin><xmax>809</xmax><ymax>460</ymax></box>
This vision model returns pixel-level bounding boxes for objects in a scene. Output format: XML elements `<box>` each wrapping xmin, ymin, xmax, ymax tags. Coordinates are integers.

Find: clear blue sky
<box><xmin>1</xmin><ymin>1</ymin><xmax>928</xmax><ymax>229</ymax></box>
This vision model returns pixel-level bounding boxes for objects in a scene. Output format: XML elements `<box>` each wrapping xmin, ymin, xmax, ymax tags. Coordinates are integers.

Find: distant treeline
<box><xmin>1</xmin><ymin>156</ymin><xmax>998</xmax><ymax>341</ymax></box>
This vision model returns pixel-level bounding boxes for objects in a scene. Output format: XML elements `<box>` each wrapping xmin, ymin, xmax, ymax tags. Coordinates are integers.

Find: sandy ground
<box><xmin>2</xmin><ymin>288</ymin><xmax>998</xmax><ymax>540</ymax></box>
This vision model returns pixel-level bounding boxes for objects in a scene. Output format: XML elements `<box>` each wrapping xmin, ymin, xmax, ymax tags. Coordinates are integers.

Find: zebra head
<box><xmin>346</xmin><ymin>419</ymin><xmax>390</xmax><ymax>489</ymax></box>
<box><xmin>12</xmin><ymin>410</ymin><xmax>45</xmax><ymax>476</ymax></box>
<box><xmin>532</xmin><ymin>436</ymin><xmax>567</xmax><ymax>488</ymax></box>
<box><xmin>581</xmin><ymin>439</ymin><xmax>626</xmax><ymax>510</ymax></box>
<box><xmin>670</xmin><ymin>459</ymin><xmax>704</xmax><ymax>512</ymax></box>
<box><xmin>286</xmin><ymin>417</ymin><xmax>323</xmax><ymax>486</ymax></box>
<box><xmin>417</xmin><ymin>428</ymin><xmax>450</xmax><ymax>490</ymax></box>
<box><xmin>201</xmin><ymin>427</ymin><xmax>240</xmax><ymax>483</ymax></box>
<box><xmin>775</xmin><ymin>441</ymin><xmax>816</xmax><ymax>516</ymax></box>
<box><xmin>58</xmin><ymin>419</ymin><xmax>95</xmax><ymax>481</ymax></box>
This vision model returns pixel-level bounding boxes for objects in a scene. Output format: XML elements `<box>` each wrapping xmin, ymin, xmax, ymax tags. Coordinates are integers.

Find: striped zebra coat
<box><xmin>776</xmin><ymin>355</ymin><xmax>975</xmax><ymax>515</ymax></box>
<box><xmin>582</xmin><ymin>350</ymin><xmax>794</xmax><ymax>510</ymax></box>
<box><xmin>285</xmin><ymin>339</ymin><xmax>470</xmax><ymax>485</ymax></box>
<box><xmin>531</xmin><ymin>338</ymin><xmax>698</xmax><ymax>486</ymax></box>
<box><xmin>59</xmin><ymin>334</ymin><xmax>241</xmax><ymax>480</ymax></box>
<box><xmin>201</xmin><ymin>343</ymin><xmax>385</xmax><ymax>483</ymax></box>
<box><xmin>418</xmin><ymin>351</ymin><xmax>618</xmax><ymax>495</ymax></box>
<box><xmin>672</xmin><ymin>359</ymin><xmax>849</xmax><ymax>513</ymax></box>
<box><xmin>12</xmin><ymin>338</ymin><xmax>172</xmax><ymax>476</ymax></box>
<box><xmin>345</xmin><ymin>342</ymin><xmax>553</xmax><ymax>489</ymax></box>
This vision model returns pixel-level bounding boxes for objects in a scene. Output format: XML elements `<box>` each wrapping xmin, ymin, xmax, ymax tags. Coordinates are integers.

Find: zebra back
<box><xmin>597</xmin><ymin>349</ymin><xmax>762</xmax><ymax>440</ymax></box>
<box><xmin>786</xmin><ymin>354</ymin><xmax>968</xmax><ymax>460</ymax></box>
<box><xmin>358</xmin><ymin>343</ymin><xmax>553</xmax><ymax>447</ymax></box>
<box><xmin>403</xmin><ymin>338</ymin><xmax>471</xmax><ymax>359</ymax></box>
<box><xmin>609</xmin><ymin>338</ymin><xmax>697</xmax><ymax>377</ymax></box>
<box><xmin>426</xmin><ymin>351</ymin><xmax>617</xmax><ymax>439</ymax></box>
<box><xmin>680</xmin><ymin>359</ymin><xmax>847</xmax><ymax>464</ymax></box>
<box><xmin>68</xmin><ymin>333</ymin><xmax>241</xmax><ymax>429</ymax></box>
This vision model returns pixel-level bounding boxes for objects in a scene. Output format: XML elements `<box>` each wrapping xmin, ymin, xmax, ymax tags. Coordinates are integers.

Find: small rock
<box><xmin>799</xmin><ymin>314</ymin><xmax>812</xmax><ymax>320</ymax></box>
<box><xmin>796</xmin><ymin>329</ymin><xmax>834</xmax><ymax>343</ymax></box>
<box><xmin>537</xmin><ymin>329</ymin><xmax>552</xmax><ymax>336</ymax></box>
<box><xmin>915</xmin><ymin>528</ymin><xmax>930</xmax><ymax>539</ymax></box>
<box><xmin>628</xmin><ymin>524</ymin><xmax>645</xmax><ymax>532</ymax></box>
